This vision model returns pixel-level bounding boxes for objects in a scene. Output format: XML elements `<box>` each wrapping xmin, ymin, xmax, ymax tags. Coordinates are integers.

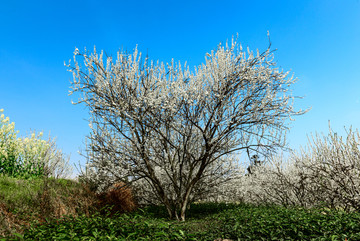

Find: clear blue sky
<box><xmin>1</xmin><ymin>0</ymin><xmax>359</xmax><ymax>179</ymax></box>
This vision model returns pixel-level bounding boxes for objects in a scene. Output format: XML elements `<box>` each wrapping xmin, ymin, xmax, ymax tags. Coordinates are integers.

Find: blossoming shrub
<box><xmin>0</xmin><ymin>109</ymin><xmax>73</xmax><ymax>179</ymax></box>
<box><xmin>208</xmin><ymin>124</ymin><xmax>360</xmax><ymax>212</ymax></box>
<box><xmin>287</xmin><ymin>125</ymin><xmax>360</xmax><ymax>211</ymax></box>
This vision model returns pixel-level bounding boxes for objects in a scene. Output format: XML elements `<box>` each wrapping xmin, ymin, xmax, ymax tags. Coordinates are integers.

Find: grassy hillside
<box><xmin>0</xmin><ymin>174</ymin><xmax>101</xmax><ymax>239</ymax></box>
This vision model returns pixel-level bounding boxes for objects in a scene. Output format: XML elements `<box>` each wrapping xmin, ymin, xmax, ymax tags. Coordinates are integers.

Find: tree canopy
<box><xmin>67</xmin><ymin>36</ymin><xmax>308</xmax><ymax>221</ymax></box>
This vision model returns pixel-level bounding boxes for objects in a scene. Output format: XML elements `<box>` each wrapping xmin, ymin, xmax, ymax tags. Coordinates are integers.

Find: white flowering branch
<box><xmin>67</xmin><ymin>36</ymin><xmax>308</xmax><ymax>221</ymax></box>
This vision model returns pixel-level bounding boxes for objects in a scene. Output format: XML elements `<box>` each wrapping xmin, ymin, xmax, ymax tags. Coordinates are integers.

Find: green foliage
<box><xmin>0</xmin><ymin>153</ymin><xmax>46</xmax><ymax>180</ymax></box>
<box><xmin>4</xmin><ymin>202</ymin><xmax>360</xmax><ymax>240</ymax></box>
<box><xmin>216</xmin><ymin>204</ymin><xmax>360</xmax><ymax>240</ymax></box>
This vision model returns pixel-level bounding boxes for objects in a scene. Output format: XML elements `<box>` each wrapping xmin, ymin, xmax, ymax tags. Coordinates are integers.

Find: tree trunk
<box><xmin>163</xmin><ymin>200</ymin><xmax>189</xmax><ymax>221</ymax></box>
<box><xmin>180</xmin><ymin>202</ymin><xmax>187</xmax><ymax>221</ymax></box>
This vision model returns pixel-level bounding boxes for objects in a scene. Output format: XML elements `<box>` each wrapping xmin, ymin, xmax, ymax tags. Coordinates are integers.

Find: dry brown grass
<box><xmin>0</xmin><ymin>176</ymin><xmax>139</xmax><ymax>238</ymax></box>
<box><xmin>92</xmin><ymin>181</ymin><xmax>138</xmax><ymax>217</ymax></box>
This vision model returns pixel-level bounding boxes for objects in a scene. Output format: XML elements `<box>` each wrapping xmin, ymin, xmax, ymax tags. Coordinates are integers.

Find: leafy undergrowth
<box><xmin>1</xmin><ymin>174</ymin><xmax>360</xmax><ymax>240</ymax></box>
<box><xmin>3</xmin><ymin>203</ymin><xmax>360</xmax><ymax>240</ymax></box>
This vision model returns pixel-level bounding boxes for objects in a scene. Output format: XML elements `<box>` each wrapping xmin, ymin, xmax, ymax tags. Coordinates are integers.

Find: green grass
<box><xmin>1</xmin><ymin>174</ymin><xmax>360</xmax><ymax>240</ymax></box>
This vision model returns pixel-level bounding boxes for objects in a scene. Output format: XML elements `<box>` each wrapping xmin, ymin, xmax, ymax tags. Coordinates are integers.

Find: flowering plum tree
<box><xmin>215</xmin><ymin>122</ymin><xmax>360</xmax><ymax>213</ymax></box>
<box><xmin>67</xmin><ymin>36</ymin><xmax>308</xmax><ymax>221</ymax></box>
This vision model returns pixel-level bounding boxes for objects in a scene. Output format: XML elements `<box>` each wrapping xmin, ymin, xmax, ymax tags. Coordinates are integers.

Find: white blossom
<box><xmin>68</xmin><ymin>35</ymin><xmax>308</xmax><ymax>221</ymax></box>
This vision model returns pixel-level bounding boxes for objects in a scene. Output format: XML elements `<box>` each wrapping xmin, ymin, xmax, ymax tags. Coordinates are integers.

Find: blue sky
<box><xmin>1</xmin><ymin>0</ymin><xmax>359</xmax><ymax>179</ymax></box>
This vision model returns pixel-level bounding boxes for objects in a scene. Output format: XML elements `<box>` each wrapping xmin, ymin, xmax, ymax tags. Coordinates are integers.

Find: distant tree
<box><xmin>67</xmin><ymin>35</ymin><xmax>308</xmax><ymax>221</ymax></box>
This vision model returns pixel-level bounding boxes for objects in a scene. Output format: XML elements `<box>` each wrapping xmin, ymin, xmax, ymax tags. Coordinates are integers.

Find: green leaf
<box><xmin>11</xmin><ymin>232</ymin><xmax>24</xmax><ymax>238</ymax></box>
<box><xmin>154</xmin><ymin>231</ymin><xmax>168</xmax><ymax>237</ymax></box>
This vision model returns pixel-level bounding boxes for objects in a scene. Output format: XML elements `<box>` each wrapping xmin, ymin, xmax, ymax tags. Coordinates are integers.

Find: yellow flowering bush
<box><xmin>0</xmin><ymin>109</ymin><xmax>73</xmax><ymax>179</ymax></box>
